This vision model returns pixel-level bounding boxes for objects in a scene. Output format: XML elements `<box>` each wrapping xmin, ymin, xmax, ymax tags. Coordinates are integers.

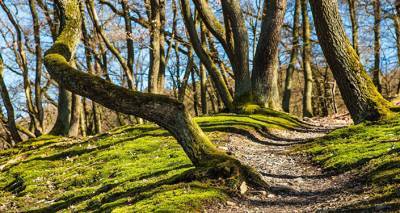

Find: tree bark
<box><xmin>347</xmin><ymin>0</ymin><xmax>359</xmax><ymax>55</ymax></box>
<box><xmin>68</xmin><ymin>94</ymin><xmax>81</xmax><ymax>136</ymax></box>
<box><xmin>0</xmin><ymin>53</ymin><xmax>22</xmax><ymax>143</ymax></box>
<box><xmin>282</xmin><ymin>0</ymin><xmax>301</xmax><ymax>113</ymax></box>
<box><xmin>373</xmin><ymin>0</ymin><xmax>382</xmax><ymax>93</ymax></box>
<box><xmin>309</xmin><ymin>0</ymin><xmax>392</xmax><ymax>123</ymax></box>
<box><xmin>45</xmin><ymin>0</ymin><xmax>266</xmax><ymax>188</ymax></box>
<box><xmin>251</xmin><ymin>0</ymin><xmax>287</xmax><ymax>110</ymax></box>
<box><xmin>301</xmin><ymin>0</ymin><xmax>314</xmax><ymax>118</ymax></box>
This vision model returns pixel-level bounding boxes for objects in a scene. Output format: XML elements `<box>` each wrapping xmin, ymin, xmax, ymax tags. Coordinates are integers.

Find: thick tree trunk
<box><xmin>45</xmin><ymin>0</ymin><xmax>265</xmax><ymax>188</ymax></box>
<box><xmin>301</xmin><ymin>0</ymin><xmax>314</xmax><ymax>118</ymax></box>
<box><xmin>373</xmin><ymin>0</ymin><xmax>382</xmax><ymax>93</ymax></box>
<box><xmin>309</xmin><ymin>0</ymin><xmax>392</xmax><ymax>123</ymax></box>
<box><xmin>0</xmin><ymin>54</ymin><xmax>22</xmax><ymax>143</ymax></box>
<box><xmin>252</xmin><ymin>0</ymin><xmax>287</xmax><ymax>109</ymax></box>
<box><xmin>282</xmin><ymin>0</ymin><xmax>301</xmax><ymax>113</ymax></box>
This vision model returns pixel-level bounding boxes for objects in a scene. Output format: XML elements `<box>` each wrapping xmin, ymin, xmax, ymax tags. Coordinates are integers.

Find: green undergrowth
<box><xmin>298</xmin><ymin>116</ymin><xmax>400</xmax><ymax>210</ymax></box>
<box><xmin>0</xmin><ymin>111</ymin><xmax>299</xmax><ymax>212</ymax></box>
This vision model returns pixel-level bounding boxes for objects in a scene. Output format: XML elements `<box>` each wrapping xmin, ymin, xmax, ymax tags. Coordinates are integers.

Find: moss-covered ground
<box><xmin>0</xmin><ymin>111</ymin><xmax>302</xmax><ymax>212</ymax></box>
<box><xmin>298</xmin><ymin>116</ymin><xmax>400</xmax><ymax>210</ymax></box>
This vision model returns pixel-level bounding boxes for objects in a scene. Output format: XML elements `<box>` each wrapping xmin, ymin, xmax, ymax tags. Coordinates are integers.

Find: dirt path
<box><xmin>206</xmin><ymin>119</ymin><xmax>371</xmax><ymax>212</ymax></box>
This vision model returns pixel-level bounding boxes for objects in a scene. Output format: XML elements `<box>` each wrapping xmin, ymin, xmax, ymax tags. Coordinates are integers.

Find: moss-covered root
<box><xmin>182</xmin><ymin>155</ymin><xmax>268</xmax><ymax>191</ymax></box>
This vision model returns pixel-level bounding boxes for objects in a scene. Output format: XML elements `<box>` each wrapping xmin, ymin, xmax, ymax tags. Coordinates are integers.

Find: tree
<box><xmin>44</xmin><ymin>0</ymin><xmax>266</xmax><ymax>188</ymax></box>
<box><xmin>252</xmin><ymin>0</ymin><xmax>287</xmax><ymax>109</ymax></box>
<box><xmin>0</xmin><ymin>53</ymin><xmax>22</xmax><ymax>143</ymax></box>
<box><xmin>282</xmin><ymin>0</ymin><xmax>301</xmax><ymax>113</ymax></box>
<box><xmin>309</xmin><ymin>0</ymin><xmax>392</xmax><ymax>123</ymax></box>
<box><xmin>301</xmin><ymin>0</ymin><xmax>313</xmax><ymax>117</ymax></box>
<box><xmin>373</xmin><ymin>0</ymin><xmax>382</xmax><ymax>93</ymax></box>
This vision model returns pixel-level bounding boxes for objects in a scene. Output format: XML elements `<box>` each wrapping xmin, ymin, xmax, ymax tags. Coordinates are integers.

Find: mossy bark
<box><xmin>45</xmin><ymin>0</ymin><xmax>266</xmax><ymax>188</ymax></box>
<box><xmin>309</xmin><ymin>0</ymin><xmax>392</xmax><ymax>124</ymax></box>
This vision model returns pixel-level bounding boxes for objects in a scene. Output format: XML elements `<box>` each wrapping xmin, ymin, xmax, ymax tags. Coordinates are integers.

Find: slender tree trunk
<box><xmin>302</xmin><ymin>0</ymin><xmax>314</xmax><ymax>118</ymax></box>
<box><xmin>0</xmin><ymin>54</ymin><xmax>22</xmax><ymax>143</ymax></box>
<box><xmin>180</xmin><ymin>0</ymin><xmax>234</xmax><ymax>111</ymax></box>
<box><xmin>1</xmin><ymin>1</ymin><xmax>42</xmax><ymax>135</ymax></box>
<box><xmin>252</xmin><ymin>0</ymin><xmax>287</xmax><ymax>109</ymax></box>
<box><xmin>147</xmin><ymin>0</ymin><xmax>162</xmax><ymax>93</ymax></box>
<box><xmin>373</xmin><ymin>0</ymin><xmax>382</xmax><ymax>93</ymax></box>
<box><xmin>29</xmin><ymin>0</ymin><xmax>44</xmax><ymax>135</ymax></box>
<box><xmin>347</xmin><ymin>0</ymin><xmax>359</xmax><ymax>55</ymax></box>
<box><xmin>309</xmin><ymin>0</ymin><xmax>392</xmax><ymax>123</ymax></box>
<box><xmin>121</xmin><ymin>0</ymin><xmax>135</xmax><ymax>88</ymax></box>
<box><xmin>282</xmin><ymin>0</ymin><xmax>301</xmax><ymax>112</ymax></box>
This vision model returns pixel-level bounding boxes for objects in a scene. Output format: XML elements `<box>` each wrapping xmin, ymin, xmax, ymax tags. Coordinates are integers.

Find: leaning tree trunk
<box><xmin>45</xmin><ymin>0</ymin><xmax>266</xmax><ymax>188</ymax></box>
<box><xmin>252</xmin><ymin>0</ymin><xmax>287</xmax><ymax>109</ymax></box>
<box><xmin>309</xmin><ymin>0</ymin><xmax>392</xmax><ymax>123</ymax></box>
<box><xmin>0</xmin><ymin>53</ymin><xmax>22</xmax><ymax>143</ymax></box>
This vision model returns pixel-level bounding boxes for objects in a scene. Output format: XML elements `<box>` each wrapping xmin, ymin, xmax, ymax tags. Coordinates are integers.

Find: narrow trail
<box><xmin>206</xmin><ymin>118</ymin><xmax>371</xmax><ymax>212</ymax></box>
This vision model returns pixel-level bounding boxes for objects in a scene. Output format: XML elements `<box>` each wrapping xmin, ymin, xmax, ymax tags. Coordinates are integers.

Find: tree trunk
<box><xmin>50</xmin><ymin>86</ymin><xmax>71</xmax><ymax>136</ymax></box>
<box><xmin>301</xmin><ymin>0</ymin><xmax>314</xmax><ymax>118</ymax></box>
<box><xmin>252</xmin><ymin>0</ymin><xmax>287</xmax><ymax>109</ymax></box>
<box><xmin>0</xmin><ymin>53</ymin><xmax>22</xmax><ymax>143</ymax></box>
<box><xmin>45</xmin><ymin>0</ymin><xmax>265</xmax><ymax>188</ymax></box>
<box><xmin>282</xmin><ymin>0</ymin><xmax>301</xmax><ymax>113</ymax></box>
<box><xmin>373</xmin><ymin>0</ymin><xmax>382</xmax><ymax>93</ymax></box>
<box><xmin>29</xmin><ymin>0</ymin><xmax>45</xmax><ymax>135</ymax></box>
<box><xmin>180</xmin><ymin>0</ymin><xmax>234</xmax><ymax>111</ymax></box>
<box><xmin>394</xmin><ymin>0</ymin><xmax>400</xmax><ymax>95</ymax></box>
<box><xmin>309</xmin><ymin>0</ymin><xmax>392</xmax><ymax>123</ymax></box>
<box><xmin>68</xmin><ymin>94</ymin><xmax>81</xmax><ymax>137</ymax></box>
<box><xmin>347</xmin><ymin>0</ymin><xmax>359</xmax><ymax>55</ymax></box>
<box><xmin>192</xmin><ymin>0</ymin><xmax>252</xmax><ymax>106</ymax></box>
<box><xmin>147</xmin><ymin>0</ymin><xmax>162</xmax><ymax>93</ymax></box>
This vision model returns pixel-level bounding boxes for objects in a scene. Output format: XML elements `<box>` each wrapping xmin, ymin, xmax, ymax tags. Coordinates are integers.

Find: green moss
<box><xmin>297</xmin><ymin>116</ymin><xmax>400</xmax><ymax>208</ymax></box>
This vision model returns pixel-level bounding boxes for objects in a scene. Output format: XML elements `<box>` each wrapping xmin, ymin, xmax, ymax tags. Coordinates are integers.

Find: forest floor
<box><xmin>0</xmin><ymin>111</ymin><xmax>399</xmax><ymax>212</ymax></box>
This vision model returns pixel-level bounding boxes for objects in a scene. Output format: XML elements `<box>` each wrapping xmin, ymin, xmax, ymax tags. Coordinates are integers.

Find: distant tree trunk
<box><xmin>373</xmin><ymin>0</ymin><xmax>382</xmax><ymax>93</ymax></box>
<box><xmin>1</xmin><ymin>1</ymin><xmax>42</xmax><ymax>136</ymax></box>
<box><xmin>121</xmin><ymin>0</ymin><xmax>135</xmax><ymax>88</ymax></box>
<box><xmin>252</xmin><ymin>0</ymin><xmax>287</xmax><ymax>110</ymax></box>
<box><xmin>180</xmin><ymin>0</ymin><xmax>234</xmax><ymax>111</ymax></box>
<box><xmin>200</xmin><ymin>23</ymin><xmax>208</xmax><ymax>115</ymax></box>
<box><xmin>191</xmin><ymin>69</ymin><xmax>199</xmax><ymax>116</ymax></box>
<box><xmin>87</xmin><ymin>0</ymin><xmax>135</xmax><ymax>90</ymax></box>
<box><xmin>282</xmin><ymin>0</ymin><xmax>301</xmax><ymax>113</ymax></box>
<box><xmin>44</xmin><ymin>0</ymin><xmax>266</xmax><ymax>187</ymax></box>
<box><xmin>29</xmin><ymin>0</ymin><xmax>45</xmax><ymax>135</ymax></box>
<box><xmin>309</xmin><ymin>0</ymin><xmax>392</xmax><ymax>123</ymax></box>
<box><xmin>146</xmin><ymin>0</ymin><xmax>162</xmax><ymax>93</ymax></box>
<box><xmin>0</xmin><ymin>53</ymin><xmax>22</xmax><ymax>143</ymax></box>
<box><xmin>347</xmin><ymin>0</ymin><xmax>359</xmax><ymax>55</ymax></box>
<box><xmin>301</xmin><ymin>0</ymin><xmax>314</xmax><ymax>118</ymax></box>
